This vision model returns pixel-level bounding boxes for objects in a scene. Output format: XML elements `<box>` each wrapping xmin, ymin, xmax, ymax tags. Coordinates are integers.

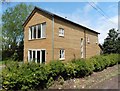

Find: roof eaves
<box><xmin>23</xmin><ymin>6</ymin><xmax>100</xmax><ymax>34</ymax></box>
<box><xmin>35</xmin><ymin>6</ymin><xmax>54</xmax><ymax>16</ymax></box>
<box><xmin>54</xmin><ymin>14</ymin><xmax>100</xmax><ymax>34</ymax></box>
<box><xmin>22</xmin><ymin>7</ymin><xmax>54</xmax><ymax>27</ymax></box>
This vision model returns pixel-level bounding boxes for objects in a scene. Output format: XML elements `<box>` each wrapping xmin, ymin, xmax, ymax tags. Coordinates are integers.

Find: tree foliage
<box><xmin>2</xmin><ymin>3</ymin><xmax>34</xmax><ymax>60</ymax></box>
<box><xmin>103</xmin><ymin>28</ymin><xmax>120</xmax><ymax>54</ymax></box>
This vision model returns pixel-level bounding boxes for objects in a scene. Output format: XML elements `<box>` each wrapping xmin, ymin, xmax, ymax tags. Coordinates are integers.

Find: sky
<box><xmin>1</xmin><ymin>1</ymin><xmax>119</xmax><ymax>44</ymax></box>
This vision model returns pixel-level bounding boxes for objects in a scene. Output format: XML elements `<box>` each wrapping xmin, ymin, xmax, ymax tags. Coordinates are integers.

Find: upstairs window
<box><xmin>59</xmin><ymin>28</ymin><xmax>64</xmax><ymax>37</ymax></box>
<box><xmin>59</xmin><ymin>49</ymin><xmax>65</xmax><ymax>60</ymax></box>
<box><xmin>29</xmin><ymin>22</ymin><xmax>46</xmax><ymax>40</ymax></box>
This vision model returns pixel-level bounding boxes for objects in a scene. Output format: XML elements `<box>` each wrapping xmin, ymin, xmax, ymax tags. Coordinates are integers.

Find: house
<box><xmin>23</xmin><ymin>7</ymin><xmax>100</xmax><ymax>64</ymax></box>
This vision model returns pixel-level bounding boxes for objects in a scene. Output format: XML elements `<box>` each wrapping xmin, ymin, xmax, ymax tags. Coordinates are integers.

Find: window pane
<box><xmin>29</xmin><ymin>50</ymin><xmax>32</xmax><ymax>60</ymax></box>
<box><xmin>37</xmin><ymin>51</ymin><xmax>40</xmax><ymax>63</ymax></box>
<box><xmin>33</xmin><ymin>51</ymin><xmax>36</xmax><ymax>62</ymax></box>
<box><xmin>30</xmin><ymin>27</ymin><xmax>32</xmax><ymax>39</ymax></box>
<box><xmin>59</xmin><ymin>28</ymin><xmax>64</xmax><ymax>36</ymax></box>
<box><xmin>32</xmin><ymin>27</ymin><xmax>34</xmax><ymax>39</ymax></box>
<box><xmin>42</xmin><ymin>23</ymin><xmax>46</xmax><ymax>38</ymax></box>
<box><xmin>41</xmin><ymin>50</ymin><xmax>45</xmax><ymax>63</ymax></box>
<box><xmin>29</xmin><ymin>28</ymin><xmax>32</xmax><ymax>40</ymax></box>
<box><xmin>60</xmin><ymin>50</ymin><xmax>61</xmax><ymax>58</ymax></box>
<box><xmin>38</xmin><ymin>25</ymin><xmax>41</xmax><ymax>38</ymax></box>
<box><xmin>60</xmin><ymin>49</ymin><xmax>65</xmax><ymax>58</ymax></box>
<box><xmin>34</xmin><ymin>26</ymin><xmax>36</xmax><ymax>38</ymax></box>
<box><xmin>61</xmin><ymin>50</ymin><xmax>64</xmax><ymax>58</ymax></box>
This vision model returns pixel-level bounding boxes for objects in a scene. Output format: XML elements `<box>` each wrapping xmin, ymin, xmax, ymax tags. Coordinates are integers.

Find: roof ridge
<box><xmin>23</xmin><ymin>6</ymin><xmax>100</xmax><ymax>34</ymax></box>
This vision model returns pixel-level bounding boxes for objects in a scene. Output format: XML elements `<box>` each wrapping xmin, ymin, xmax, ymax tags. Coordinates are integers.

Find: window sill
<box><xmin>59</xmin><ymin>35</ymin><xmax>64</xmax><ymax>37</ymax></box>
<box><xmin>28</xmin><ymin>37</ymin><xmax>46</xmax><ymax>41</ymax></box>
<box><xmin>59</xmin><ymin>58</ymin><xmax>65</xmax><ymax>60</ymax></box>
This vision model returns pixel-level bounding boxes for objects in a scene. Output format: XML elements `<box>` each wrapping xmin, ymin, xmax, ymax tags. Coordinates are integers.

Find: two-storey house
<box><xmin>23</xmin><ymin>7</ymin><xmax>100</xmax><ymax>63</ymax></box>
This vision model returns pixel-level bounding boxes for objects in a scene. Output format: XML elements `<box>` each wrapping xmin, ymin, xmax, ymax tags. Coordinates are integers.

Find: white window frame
<box><xmin>28</xmin><ymin>28</ymin><xmax>31</xmax><ymax>40</ymax></box>
<box><xmin>28</xmin><ymin>49</ymin><xmax>46</xmax><ymax>63</ymax></box>
<box><xmin>28</xmin><ymin>22</ymin><xmax>46</xmax><ymax>40</ymax></box>
<box><xmin>59</xmin><ymin>28</ymin><xmax>64</xmax><ymax>37</ymax></box>
<box><xmin>41</xmin><ymin>23</ymin><xmax>46</xmax><ymax>38</ymax></box>
<box><xmin>59</xmin><ymin>49</ymin><xmax>65</xmax><ymax>60</ymax></box>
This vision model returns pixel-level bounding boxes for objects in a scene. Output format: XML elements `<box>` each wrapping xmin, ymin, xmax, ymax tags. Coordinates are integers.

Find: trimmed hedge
<box><xmin>2</xmin><ymin>54</ymin><xmax>119</xmax><ymax>90</ymax></box>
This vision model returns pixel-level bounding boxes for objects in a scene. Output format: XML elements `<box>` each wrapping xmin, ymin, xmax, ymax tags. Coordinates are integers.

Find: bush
<box><xmin>64</xmin><ymin>62</ymin><xmax>77</xmax><ymax>79</ymax></box>
<box><xmin>72</xmin><ymin>59</ymin><xmax>93</xmax><ymax>77</ymax></box>
<box><xmin>48</xmin><ymin>61</ymin><xmax>65</xmax><ymax>78</ymax></box>
<box><xmin>91</xmin><ymin>54</ymin><xmax>119</xmax><ymax>72</ymax></box>
<box><xmin>92</xmin><ymin>56</ymin><xmax>106</xmax><ymax>71</ymax></box>
<box><xmin>107</xmin><ymin>54</ymin><xmax>118</xmax><ymax>66</ymax></box>
<box><xmin>2</xmin><ymin>61</ymin><xmax>50</xmax><ymax>90</ymax></box>
<box><xmin>2</xmin><ymin>54</ymin><xmax>119</xmax><ymax>90</ymax></box>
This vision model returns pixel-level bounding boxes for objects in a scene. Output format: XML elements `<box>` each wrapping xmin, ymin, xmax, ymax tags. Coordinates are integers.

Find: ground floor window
<box><xmin>59</xmin><ymin>49</ymin><xmax>65</xmax><ymax>60</ymax></box>
<box><xmin>28</xmin><ymin>49</ymin><xmax>46</xmax><ymax>63</ymax></box>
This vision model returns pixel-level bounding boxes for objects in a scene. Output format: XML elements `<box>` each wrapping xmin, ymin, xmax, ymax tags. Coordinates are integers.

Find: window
<box><xmin>28</xmin><ymin>49</ymin><xmax>46</xmax><ymax>63</ymax></box>
<box><xmin>59</xmin><ymin>28</ymin><xmax>64</xmax><ymax>37</ymax></box>
<box><xmin>81</xmin><ymin>38</ymin><xmax>84</xmax><ymax>58</ymax></box>
<box><xmin>59</xmin><ymin>49</ymin><xmax>65</xmax><ymax>60</ymax></box>
<box><xmin>29</xmin><ymin>22</ymin><xmax>46</xmax><ymax>40</ymax></box>
<box><xmin>38</xmin><ymin>25</ymin><xmax>41</xmax><ymax>38</ymax></box>
<box><xmin>42</xmin><ymin>23</ymin><xmax>46</xmax><ymax>38</ymax></box>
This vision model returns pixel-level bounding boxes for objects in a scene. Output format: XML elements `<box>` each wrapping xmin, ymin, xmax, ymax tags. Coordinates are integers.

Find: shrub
<box><xmin>57</xmin><ymin>76</ymin><xmax>64</xmax><ymax>85</ymax></box>
<box><xmin>46</xmin><ymin>77</ymin><xmax>54</xmax><ymax>88</ymax></box>
<box><xmin>2</xmin><ymin>61</ymin><xmax>50</xmax><ymax>90</ymax></box>
<box><xmin>64</xmin><ymin>62</ymin><xmax>77</xmax><ymax>79</ymax></box>
<box><xmin>48</xmin><ymin>61</ymin><xmax>65</xmax><ymax>79</ymax></box>
<box><xmin>108</xmin><ymin>54</ymin><xmax>118</xmax><ymax>66</ymax></box>
<box><xmin>85</xmin><ymin>60</ymin><xmax>94</xmax><ymax>74</ymax></box>
<box><xmin>91</xmin><ymin>58</ymin><xmax>101</xmax><ymax>72</ymax></box>
<box><xmin>91</xmin><ymin>54</ymin><xmax>119</xmax><ymax>72</ymax></box>
<box><xmin>2</xmin><ymin>54</ymin><xmax>119</xmax><ymax>90</ymax></box>
<box><xmin>72</xmin><ymin>59</ymin><xmax>93</xmax><ymax>77</ymax></box>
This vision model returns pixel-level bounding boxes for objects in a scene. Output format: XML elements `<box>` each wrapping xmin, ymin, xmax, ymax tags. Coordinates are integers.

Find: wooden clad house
<box><xmin>23</xmin><ymin>7</ymin><xmax>100</xmax><ymax>64</ymax></box>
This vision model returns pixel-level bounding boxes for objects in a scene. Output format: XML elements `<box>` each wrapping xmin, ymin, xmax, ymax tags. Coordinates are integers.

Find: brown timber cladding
<box><xmin>24</xmin><ymin>8</ymin><xmax>100</xmax><ymax>63</ymax></box>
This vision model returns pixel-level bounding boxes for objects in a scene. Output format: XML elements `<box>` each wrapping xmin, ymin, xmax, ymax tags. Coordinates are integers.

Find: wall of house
<box><xmin>24</xmin><ymin>11</ymin><xmax>53</xmax><ymax>63</ymax></box>
<box><xmin>24</xmin><ymin>11</ymin><xmax>100</xmax><ymax>63</ymax></box>
<box><xmin>54</xmin><ymin>18</ymin><xmax>85</xmax><ymax>61</ymax></box>
<box><xmin>85</xmin><ymin>30</ymin><xmax>100</xmax><ymax>58</ymax></box>
<box><xmin>53</xmin><ymin>18</ymin><xmax>100</xmax><ymax>61</ymax></box>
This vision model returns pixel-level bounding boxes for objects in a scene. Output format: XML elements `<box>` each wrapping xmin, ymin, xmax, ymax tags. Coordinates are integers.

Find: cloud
<box><xmin>93</xmin><ymin>15</ymin><xmax>118</xmax><ymax>44</ymax></box>
<box><xmin>44</xmin><ymin>3</ymin><xmax>117</xmax><ymax>44</ymax></box>
<box><xmin>83</xmin><ymin>2</ymin><xmax>98</xmax><ymax>15</ymax></box>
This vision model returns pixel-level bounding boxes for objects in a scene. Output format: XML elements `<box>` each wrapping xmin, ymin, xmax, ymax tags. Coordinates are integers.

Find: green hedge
<box><xmin>2</xmin><ymin>54</ymin><xmax>119</xmax><ymax>90</ymax></box>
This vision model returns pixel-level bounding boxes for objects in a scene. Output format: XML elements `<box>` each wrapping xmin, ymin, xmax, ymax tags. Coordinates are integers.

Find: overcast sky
<box><xmin>1</xmin><ymin>2</ymin><xmax>118</xmax><ymax>44</ymax></box>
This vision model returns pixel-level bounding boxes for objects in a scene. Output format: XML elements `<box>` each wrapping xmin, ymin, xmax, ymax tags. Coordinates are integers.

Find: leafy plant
<box><xmin>2</xmin><ymin>54</ymin><xmax>119</xmax><ymax>90</ymax></box>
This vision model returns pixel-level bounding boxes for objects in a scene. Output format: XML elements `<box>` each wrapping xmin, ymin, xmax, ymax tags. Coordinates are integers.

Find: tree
<box><xmin>2</xmin><ymin>3</ymin><xmax>34</xmax><ymax>60</ymax></box>
<box><xmin>103</xmin><ymin>28</ymin><xmax>119</xmax><ymax>54</ymax></box>
<box><xmin>116</xmin><ymin>32</ymin><xmax>120</xmax><ymax>54</ymax></box>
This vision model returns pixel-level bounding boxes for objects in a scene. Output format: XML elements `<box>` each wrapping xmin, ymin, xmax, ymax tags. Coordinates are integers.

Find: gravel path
<box><xmin>89</xmin><ymin>75</ymin><xmax>119</xmax><ymax>89</ymax></box>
